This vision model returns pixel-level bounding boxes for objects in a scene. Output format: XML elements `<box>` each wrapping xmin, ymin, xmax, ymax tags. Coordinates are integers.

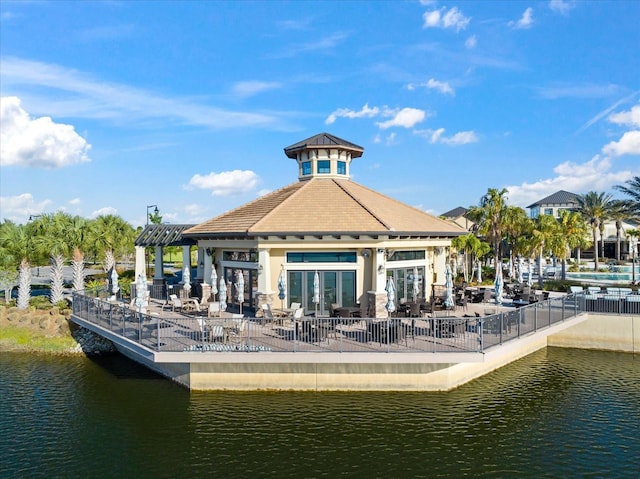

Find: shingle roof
<box><xmin>135</xmin><ymin>224</ymin><xmax>197</xmax><ymax>247</ymax></box>
<box><xmin>440</xmin><ymin>206</ymin><xmax>468</xmax><ymax>218</ymax></box>
<box><xmin>183</xmin><ymin>178</ymin><xmax>465</xmax><ymax>238</ymax></box>
<box><xmin>526</xmin><ymin>190</ymin><xmax>579</xmax><ymax>208</ymax></box>
<box><xmin>284</xmin><ymin>132</ymin><xmax>364</xmax><ymax>159</ymax></box>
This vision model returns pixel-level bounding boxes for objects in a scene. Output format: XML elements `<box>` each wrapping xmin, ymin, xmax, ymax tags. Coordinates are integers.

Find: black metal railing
<box><xmin>71</xmin><ymin>290</ymin><xmax>631</xmax><ymax>354</ymax></box>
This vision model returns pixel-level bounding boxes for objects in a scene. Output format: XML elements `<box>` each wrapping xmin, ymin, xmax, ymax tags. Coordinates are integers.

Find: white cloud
<box><xmin>415</xmin><ymin>128</ymin><xmax>478</xmax><ymax>145</ymax></box>
<box><xmin>257</xmin><ymin>188</ymin><xmax>272</xmax><ymax>197</ymax></box>
<box><xmin>232</xmin><ymin>80</ymin><xmax>282</xmax><ymax>98</ymax></box>
<box><xmin>186</xmin><ymin>170</ymin><xmax>260</xmax><ymax>196</ymax></box>
<box><xmin>69</xmin><ymin>198</ymin><xmax>81</xmax><ymax>205</ymax></box>
<box><xmin>0</xmin><ymin>96</ymin><xmax>91</xmax><ymax>168</ymax></box>
<box><xmin>376</xmin><ymin>108</ymin><xmax>426</xmax><ymax>129</ymax></box>
<box><xmin>325</xmin><ymin>103</ymin><xmax>380</xmax><ymax>125</ymax></box>
<box><xmin>608</xmin><ymin>104</ymin><xmax>640</xmax><ymax>128</ymax></box>
<box><xmin>0</xmin><ymin>193</ymin><xmax>52</xmax><ymax>223</ymax></box>
<box><xmin>423</xmin><ymin>7</ymin><xmax>470</xmax><ymax>32</ymax></box>
<box><xmin>1</xmin><ymin>57</ymin><xmax>283</xmax><ymax>130</ymax></box>
<box><xmin>465</xmin><ymin>35</ymin><xmax>477</xmax><ymax>49</ymax></box>
<box><xmin>509</xmin><ymin>8</ymin><xmax>534</xmax><ymax>29</ymax></box>
<box><xmin>602</xmin><ymin>131</ymin><xmax>640</xmax><ymax>157</ymax></box>
<box><xmin>90</xmin><ymin>207</ymin><xmax>118</xmax><ymax>218</ymax></box>
<box><xmin>407</xmin><ymin>78</ymin><xmax>455</xmax><ymax>95</ymax></box>
<box><xmin>549</xmin><ymin>0</ymin><xmax>575</xmax><ymax>15</ymax></box>
<box><xmin>272</xmin><ymin>32</ymin><xmax>349</xmax><ymax>58</ymax></box>
<box><xmin>505</xmin><ymin>155</ymin><xmax>634</xmax><ymax>207</ymax></box>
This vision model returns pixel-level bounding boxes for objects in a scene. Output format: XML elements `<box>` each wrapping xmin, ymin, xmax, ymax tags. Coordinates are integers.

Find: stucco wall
<box><xmin>547</xmin><ymin>313</ymin><xmax>639</xmax><ymax>353</ymax></box>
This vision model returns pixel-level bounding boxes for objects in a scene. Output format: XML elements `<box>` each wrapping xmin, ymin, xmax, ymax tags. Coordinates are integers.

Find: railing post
<box><xmin>157</xmin><ymin>318</ymin><xmax>160</xmax><ymax>351</ymax></box>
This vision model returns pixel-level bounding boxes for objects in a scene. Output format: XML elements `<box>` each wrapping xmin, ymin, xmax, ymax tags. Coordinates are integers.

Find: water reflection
<box><xmin>1</xmin><ymin>348</ymin><xmax>638</xmax><ymax>478</ymax></box>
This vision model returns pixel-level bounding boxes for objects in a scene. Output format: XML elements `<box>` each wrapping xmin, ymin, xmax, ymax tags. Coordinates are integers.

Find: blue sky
<box><xmin>1</xmin><ymin>0</ymin><xmax>639</xmax><ymax>227</ymax></box>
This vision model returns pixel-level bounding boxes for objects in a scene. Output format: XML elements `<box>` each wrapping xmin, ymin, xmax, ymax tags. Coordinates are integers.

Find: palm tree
<box><xmin>607</xmin><ymin>200</ymin><xmax>634</xmax><ymax>261</ymax></box>
<box><xmin>0</xmin><ymin>221</ymin><xmax>34</xmax><ymax>309</ymax></box>
<box><xmin>467</xmin><ymin>188</ymin><xmax>509</xmax><ymax>275</ymax></box>
<box><xmin>557</xmin><ymin>211</ymin><xmax>590</xmax><ymax>280</ymax></box>
<box><xmin>614</xmin><ymin>176</ymin><xmax>640</xmax><ymax>215</ymax></box>
<box><xmin>576</xmin><ymin>191</ymin><xmax>613</xmax><ymax>271</ymax></box>
<box><xmin>32</xmin><ymin>213</ymin><xmax>75</xmax><ymax>305</ymax></box>
<box><xmin>90</xmin><ymin>215</ymin><xmax>136</xmax><ymax>273</ymax></box>
<box><xmin>66</xmin><ymin>215</ymin><xmax>90</xmax><ymax>292</ymax></box>
<box><xmin>529</xmin><ymin>214</ymin><xmax>561</xmax><ymax>288</ymax></box>
<box><xmin>501</xmin><ymin>206</ymin><xmax>530</xmax><ymax>279</ymax></box>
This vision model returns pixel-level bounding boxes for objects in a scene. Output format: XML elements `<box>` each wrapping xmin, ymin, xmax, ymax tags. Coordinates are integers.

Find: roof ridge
<box><xmin>251</xmin><ymin>181</ymin><xmax>307</xmax><ymax>230</ymax></box>
<box><xmin>333</xmin><ymin>180</ymin><xmax>391</xmax><ymax>230</ymax></box>
<box><xmin>342</xmin><ymin>180</ymin><xmax>461</xmax><ymax>230</ymax></box>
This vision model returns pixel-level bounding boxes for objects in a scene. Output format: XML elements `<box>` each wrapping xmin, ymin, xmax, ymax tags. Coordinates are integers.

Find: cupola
<box><xmin>284</xmin><ymin>132</ymin><xmax>364</xmax><ymax>181</ymax></box>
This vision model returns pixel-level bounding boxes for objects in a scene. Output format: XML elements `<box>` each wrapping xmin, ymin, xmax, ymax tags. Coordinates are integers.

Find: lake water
<box><xmin>1</xmin><ymin>348</ymin><xmax>639</xmax><ymax>478</ymax></box>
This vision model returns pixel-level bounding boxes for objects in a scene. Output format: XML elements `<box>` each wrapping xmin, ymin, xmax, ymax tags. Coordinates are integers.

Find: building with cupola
<box><xmin>139</xmin><ymin>133</ymin><xmax>466</xmax><ymax>317</ymax></box>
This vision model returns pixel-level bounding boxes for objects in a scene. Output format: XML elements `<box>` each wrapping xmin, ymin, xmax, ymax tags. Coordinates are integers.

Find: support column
<box><xmin>256</xmin><ymin>248</ymin><xmax>274</xmax><ymax>308</ymax></box>
<box><xmin>203</xmin><ymin>248</ymin><xmax>214</xmax><ymax>285</ymax></box>
<box><xmin>135</xmin><ymin>246</ymin><xmax>146</xmax><ymax>281</ymax></box>
<box><xmin>375</xmin><ymin>248</ymin><xmax>386</xmax><ymax>293</ymax></box>
<box><xmin>196</xmin><ymin>248</ymin><xmax>205</xmax><ymax>280</ymax></box>
<box><xmin>154</xmin><ymin>246</ymin><xmax>163</xmax><ymax>280</ymax></box>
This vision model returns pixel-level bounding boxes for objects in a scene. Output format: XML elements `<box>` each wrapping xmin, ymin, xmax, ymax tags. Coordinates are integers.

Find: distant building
<box><xmin>526</xmin><ymin>190</ymin><xmax>579</xmax><ymax>219</ymax></box>
<box><xmin>526</xmin><ymin>189</ymin><xmax>638</xmax><ymax>260</ymax></box>
<box><xmin>440</xmin><ymin>206</ymin><xmax>473</xmax><ymax>231</ymax></box>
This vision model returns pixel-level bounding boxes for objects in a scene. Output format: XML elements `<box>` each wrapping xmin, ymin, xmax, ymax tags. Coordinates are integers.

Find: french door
<box><xmin>287</xmin><ymin>270</ymin><xmax>356</xmax><ymax>315</ymax></box>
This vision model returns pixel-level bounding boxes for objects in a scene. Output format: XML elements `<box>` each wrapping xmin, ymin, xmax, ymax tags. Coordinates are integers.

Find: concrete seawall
<box><xmin>547</xmin><ymin>313</ymin><xmax>639</xmax><ymax>354</ymax></box>
<box><xmin>83</xmin><ymin>312</ymin><xmax>637</xmax><ymax>391</ymax></box>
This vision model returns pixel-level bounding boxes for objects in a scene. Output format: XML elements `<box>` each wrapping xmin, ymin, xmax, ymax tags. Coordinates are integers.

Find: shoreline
<box><xmin>0</xmin><ymin>304</ymin><xmax>116</xmax><ymax>356</ymax></box>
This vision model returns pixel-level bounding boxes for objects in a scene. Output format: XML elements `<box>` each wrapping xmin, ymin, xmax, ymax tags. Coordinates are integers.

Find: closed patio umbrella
<box><xmin>218</xmin><ymin>276</ymin><xmax>227</xmax><ymax>314</ymax></box>
<box><xmin>183</xmin><ymin>265</ymin><xmax>191</xmax><ymax>298</ymax></box>
<box><xmin>412</xmin><ymin>266</ymin><xmax>420</xmax><ymax>300</ymax></box>
<box><xmin>444</xmin><ymin>264</ymin><xmax>455</xmax><ymax>309</ymax></box>
<box><xmin>312</xmin><ymin>271</ymin><xmax>320</xmax><ymax>316</ymax></box>
<box><xmin>277</xmin><ymin>269</ymin><xmax>286</xmax><ymax>309</ymax></box>
<box><xmin>210</xmin><ymin>268</ymin><xmax>218</xmax><ymax>301</ymax></box>
<box><xmin>236</xmin><ymin>271</ymin><xmax>245</xmax><ymax>314</ymax></box>
<box><xmin>517</xmin><ymin>257</ymin><xmax>524</xmax><ymax>284</ymax></box>
<box><xmin>134</xmin><ymin>274</ymin><xmax>145</xmax><ymax>310</ymax></box>
<box><xmin>494</xmin><ymin>266</ymin><xmax>504</xmax><ymax>306</ymax></box>
<box><xmin>385</xmin><ymin>277</ymin><xmax>396</xmax><ymax>316</ymax></box>
<box><xmin>110</xmin><ymin>268</ymin><xmax>119</xmax><ymax>299</ymax></box>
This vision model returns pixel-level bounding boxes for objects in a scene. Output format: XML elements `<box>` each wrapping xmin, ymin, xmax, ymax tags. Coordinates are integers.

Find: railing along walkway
<box><xmin>70</xmin><ymin>291</ymin><xmax>625</xmax><ymax>355</ymax></box>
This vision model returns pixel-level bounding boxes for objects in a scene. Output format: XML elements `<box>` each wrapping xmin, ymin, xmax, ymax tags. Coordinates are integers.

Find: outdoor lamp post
<box><xmin>146</xmin><ymin>204</ymin><xmax>159</xmax><ymax>225</ymax></box>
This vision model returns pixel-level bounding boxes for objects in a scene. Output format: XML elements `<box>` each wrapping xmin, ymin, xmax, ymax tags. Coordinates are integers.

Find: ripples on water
<box><xmin>1</xmin><ymin>348</ymin><xmax>638</xmax><ymax>479</ymax></box>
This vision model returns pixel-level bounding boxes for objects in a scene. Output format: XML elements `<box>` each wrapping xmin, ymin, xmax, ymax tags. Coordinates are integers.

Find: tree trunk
<box><xmin>50</xmin><ymin>254</ymin><xmax>65</xmax><ymax>304</ymax></box>
<box><xmin>593</xmin><ymin>228</ymin><xmax>599</xmax><ymax>271</ymax></box>
<box><xmin>17</xmin><ymin>258</ymin><xmax>31</xmax><ymax>310</ymax></box>
<box><xmin>538</xmin><ymin>249</ymin><xmax>544</xmax><ymax>289</ymax></box>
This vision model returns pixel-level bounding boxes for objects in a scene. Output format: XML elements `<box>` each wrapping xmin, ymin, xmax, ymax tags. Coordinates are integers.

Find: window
<box><xmin>222</xmin><ymin>250</ymin><xmax>257</xmax><ymax>262</ymax></box>
<box><xmin>287</xmin><ymin>252</ymin><xmax>357</xmax><ymax>263</ymax></box>
<box><xmin>387</xmin><ymin>250</ymin><xmax>425</xmax><ymax>262</ymax></box>
<box><xmin>317</xmin><ymin>160</ymin><xmax>330</xmax><ymax>174</ymax></box>
<box><xmin>301</xmin><ymin>161</ymin><xmax>311</xmax><ymax>175</ymax></box>
<box><xmin>544</xmin><ymin>208</ymin><xmax>553</xmax><ymax>216</ymax></box>
<box><xmin>337</xmin><ymin>161</ymin><xmax>346</xmax><ymax>174</ymax></box>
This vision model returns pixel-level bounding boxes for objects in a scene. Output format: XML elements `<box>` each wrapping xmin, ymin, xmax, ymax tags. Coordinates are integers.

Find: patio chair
<box><xmin>169</xmin><ymin>294</ymin><xmax>182</xmax><ymax>312</ymax></box>
<box><xmin>290</xmin><ymin>302</ymin><xmax>301</xmax><ymax>311</ymax></box>
<box><xmin>261</xmin><ymin>303</ymin><xmax>275</xmax><ymax>324</ymax></box>
<box><xmin>482</xmin><ymin>289</ymin><xmax>492</xmax><ymax>303</ymax></box>
<box><xmin>207</xmin><ymin>301</ymin><xmax>221</xmax><ymax>318</ymax></box>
